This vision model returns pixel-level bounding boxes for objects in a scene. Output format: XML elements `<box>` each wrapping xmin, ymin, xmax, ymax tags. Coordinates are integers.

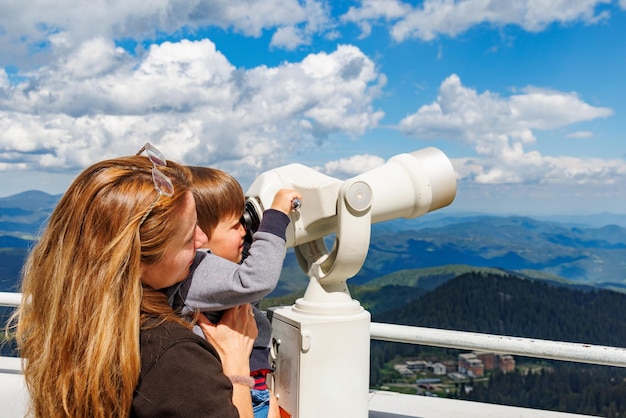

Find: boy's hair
<box><xmin>189</xmin><ymin>166</ymin><xmax>245</xmax><ymax>239</ymax></box>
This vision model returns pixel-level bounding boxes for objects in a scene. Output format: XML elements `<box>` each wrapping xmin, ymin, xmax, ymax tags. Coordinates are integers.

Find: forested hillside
<box><xmin>376</xmin><ymin>272</ymin><xmax>626</xmax><ymax>345</ymax></box>
<box><xmin>369</xmin><ymin>272</ymin><xmax>626</xmax><ymax>417</ymax></box>
<box><xmin>460</xmin><ymin>363</ymin><xmax>626</xmax><ymax>416</ymax></box>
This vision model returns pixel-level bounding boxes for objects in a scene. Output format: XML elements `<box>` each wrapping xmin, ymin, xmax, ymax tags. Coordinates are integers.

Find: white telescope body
<box><xmin>245</xmin><ymin>147</ymin><xmax>457</xmax><ymax>249</ymax></box>
<box><xmin>254</xmin><ymin>147</ymin><xmax>457</xmax><ymax>418</ymax></box>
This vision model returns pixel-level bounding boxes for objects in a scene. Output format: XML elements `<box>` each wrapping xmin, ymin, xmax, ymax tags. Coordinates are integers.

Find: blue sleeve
<box><xmin>257</xmin><ymin>209</ymin><xmax>290</xmax><ymax>240</ymax></box>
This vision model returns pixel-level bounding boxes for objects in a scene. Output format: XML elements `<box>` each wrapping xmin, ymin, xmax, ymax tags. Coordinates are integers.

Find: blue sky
<box><xmin>0</xmin><ymin>0</ymin><xmax>625</xmax><ymax>215</ymax></box>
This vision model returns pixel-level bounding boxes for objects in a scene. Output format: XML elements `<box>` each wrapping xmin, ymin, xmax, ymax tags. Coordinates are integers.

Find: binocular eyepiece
<box><xmin>240</xmin><ymin>197</ymin><xmax>302</xmax><ymax>260</ymax></box>
<box><xmin>241</xmin><ymin>199</ymin><xmax>261</xmax><ymax>235</ymax></box>
<box><xmin>241</xmin><ymin>197</ymin><xmax>301</xmax><ymax>236</ymax></box>
<box><xmin>240</xmin><ymin>199</ymin><xmax>261</xmax><ymax>260</ymax></box>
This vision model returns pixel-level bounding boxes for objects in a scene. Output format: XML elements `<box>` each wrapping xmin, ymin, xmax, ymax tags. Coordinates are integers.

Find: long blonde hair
<box><xmin>11</xmin><ymin>155</ymin><xmax>192</xmax><ymax>417</ymax></box>
<box><xmin>189</xmin><ymin>166</ymin><xmax>245</xmax><ymax>239</ymax></box>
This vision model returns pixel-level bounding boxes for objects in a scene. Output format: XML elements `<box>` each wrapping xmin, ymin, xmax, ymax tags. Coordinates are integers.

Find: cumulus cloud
<box><xmin>322</xmin><ymin>154</ymin><xmax>386</xmax><ymax>178</ymax></box>
<box><xmin>399</xmin><ymin>74</ymin><xmax>620</xmax><ymax>185</ymax></box>
<box><xmin>0</xmin><ymin>38</ymin><xmax>384</xmax><ymax>184</ymax></box>
<box><xmin>342</xmin><ymin>0</ymin><xmax>613</xmax><ymax>41</ymax></box>
<box><xmin>270</xmin><ymin>0</ymin><xmax>333</xmax><ymax>50</ymax></box>
<box><xmin>341</xmin><ymin>0</ymin><xmax>411</xmax><ymax>38</ymax></box>
<box><xmin>1</xmin><ymin>0</ymin><xmax>624</xmax><ymax>208</ymax></box>
<box><xmin>0</xmin><ymin>0</ymin><xmax>331</xmax><ymax>66</ymax></box>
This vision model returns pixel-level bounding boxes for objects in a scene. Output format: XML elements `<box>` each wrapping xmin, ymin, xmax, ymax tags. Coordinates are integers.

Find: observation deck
<box><xmin>1</xmin><ymin>291</ymin><xmax>621</xmax><ymax>417</ymax></box>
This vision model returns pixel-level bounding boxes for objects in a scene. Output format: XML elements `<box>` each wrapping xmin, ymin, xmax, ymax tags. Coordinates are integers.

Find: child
<box><xmin>167</xmin><ymin>166</ymin><xmax>301</xmax><ymax>418</ymax></box>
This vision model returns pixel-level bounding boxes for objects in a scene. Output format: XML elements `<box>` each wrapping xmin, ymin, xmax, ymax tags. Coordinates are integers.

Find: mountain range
<box><xmin>1</xmin><ymin>190</ymin><xmax>625</xmax><ymax>295</ymax></box>
<box><xmin>274</xmin><ymin>209</ymin><xmax>626</xmax><ymax>297</ymax></box>
<box><xmin>3</xmin><ymin>191</ymin><xmax>625</xmax><ymax>416</ymax></box>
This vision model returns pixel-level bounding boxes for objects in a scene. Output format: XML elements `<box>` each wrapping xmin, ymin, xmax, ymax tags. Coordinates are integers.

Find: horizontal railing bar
<box><xmin>4</xmin><ymin>294</ymin><xmax>626</xmax><ymax>368</ymax></box>
<box><xmin>371</xmin><ymin>322</ymin><xmax>626</xmax><ymax>368</ymax></box>
<box><xmin>0</xmin><ymin>292</ymin><xmax>21</xmax><ymax>307</ymax></box>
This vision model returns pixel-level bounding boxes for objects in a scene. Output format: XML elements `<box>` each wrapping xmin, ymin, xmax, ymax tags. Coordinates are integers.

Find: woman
<box><xmin>11</xmin><ymin>144</ymin><xmax>257</xmax><ymax>417</ymax></box>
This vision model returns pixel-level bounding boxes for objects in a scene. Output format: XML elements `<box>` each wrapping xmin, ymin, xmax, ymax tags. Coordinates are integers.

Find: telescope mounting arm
<box><xmin>293</xmin><ymin>180</ymin><xmax>372</xmax><ymax>308</ymax></box>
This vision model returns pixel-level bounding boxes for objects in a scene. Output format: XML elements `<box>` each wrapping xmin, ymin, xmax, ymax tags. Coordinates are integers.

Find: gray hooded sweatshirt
<box><xmin>167</xmin><ymin>209</ymin><xmax>290</xmax><ymax>372</ymax></box>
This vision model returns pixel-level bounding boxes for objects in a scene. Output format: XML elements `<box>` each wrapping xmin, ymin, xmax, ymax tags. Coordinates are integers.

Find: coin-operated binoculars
<box><xmin>243</xmin><ymin>147</ymin><xmax>457</xmax><ymax>418</ymax></box>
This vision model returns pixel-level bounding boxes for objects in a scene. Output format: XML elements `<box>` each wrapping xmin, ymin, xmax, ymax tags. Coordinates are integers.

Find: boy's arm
<box><xmin>177</xmin><ymin>209</ymin><xmax>290</xmax><ymax>314</ymax></box>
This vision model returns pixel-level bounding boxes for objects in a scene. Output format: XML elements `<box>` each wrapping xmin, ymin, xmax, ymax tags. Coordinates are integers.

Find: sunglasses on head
<box><xmin>136</xmin><ymin>143</ymin><xmax>174</xmax><ymax>225</ymax></box>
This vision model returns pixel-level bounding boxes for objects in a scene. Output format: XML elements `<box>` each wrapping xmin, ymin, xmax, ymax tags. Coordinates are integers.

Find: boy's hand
<box><xmin>270</xmin><ymin>189</ymin><xmax>302</xmax><ymax>215</ymax></box>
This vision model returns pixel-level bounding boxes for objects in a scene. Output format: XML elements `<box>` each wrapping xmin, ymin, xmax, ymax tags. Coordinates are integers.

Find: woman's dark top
<box><xmin>131</xmin><ymin>318</ymin><xmax>239</xmax><ymax>417</ymax></box>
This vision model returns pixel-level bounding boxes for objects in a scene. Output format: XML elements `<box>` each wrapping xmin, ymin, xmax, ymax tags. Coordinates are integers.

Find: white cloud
<box><xmin>342</xmin><ymin>0</ymin><xmax>613</xmax><ymax>42</ymax></box>
<box><xmin>399</xmin><ymin>74</ymin><xmax>613</xmax><ymax>143</ymax></box>
<box><xmin>270</xmin><ymin>0</ymin><xmax>334</xmax><ymax>49</ymax></box>
<box><xmin>0</xmin><ymin>0</ymin><xmax>331</xmax><ymax>66</ymax></box>
<box><xmin>322</xmin><ymin>154</ymin><xmax>386</xmax><ymax>178</ymax></box>
<box><xmin>341</xmin><ymin>0</ymin><xmax>410</xmax><ymax>38</ymax></box>
<box><xmin>271</xmin><ymin>26</ymin><xmax>309</xmax><ymax>50</ymax></box>
<box><xmin>342</xmin><ymin>0</ymin><xmax>410</xmax><ymax>22</ymax></box>
<box><xmin>0</xmin><ymin>39</ymin><xmax>384</xmax><ymax>185</ymax></box>
<box><xmin>1</xmin><ymin>0</ymin><xmax>624</xmax><ymax>213</ymax></box>
<box><xmin>399</xmin><ymin>74</ymin><xmax>620</xmax><ymax>185</ymax></box>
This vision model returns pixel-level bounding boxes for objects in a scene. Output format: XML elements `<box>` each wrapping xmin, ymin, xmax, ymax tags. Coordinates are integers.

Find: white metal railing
<box><xmin>0</xmin><ymin>292</ymin><xmax>21</xmax><ymax>308</ymax></box>
<box><xmin>4</xmin><ymin>292</ymin><xmax>626</xmax><ymax>368</ymax></box>
<box><xmin>0</xmin><ymin>291</ymin><xmax>620</xmax><ymax>417</ymax></box>
<box><xmin>370</xmin><ymin>322</ymin><xmax>626</xmax><ymax>368</ymax></box>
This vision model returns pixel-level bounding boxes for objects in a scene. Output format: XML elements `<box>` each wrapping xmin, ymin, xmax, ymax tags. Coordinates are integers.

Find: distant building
<box><xmin>396</xmin><ymin>351</ymin><xmax>515</xmax><ymax>379</ymax></box>
<box><xmin>499</xmin><ymin>355</ymin><xmax>515</xmax><ymax>373</ymax></box>
<box><xmin>430</xmin><ymin>362</ymin><xmax>447</xmax><ymax>375</ymax></box>
<box><xmin>441</xmin><ymin>360</ymin><xmax>457</xmax><ymax>373</ymax></box>
<box><xmin>458</xmin><ymin>353</ymin><xmax>484</xmax><ymax>377</ymax></box>
<box><xmin>448</xmin><ymin>372</ymin><xmax>467</xmax><ymax>381</ymax></box>
<box><xmin>475</xmin><ymin>352</ymin><xmax>497</xmax><ymax>370</ymax></box>
<box><xmin>406</xmin><ymin>360</ymin><xmax>428</xmax><ymax>371</ymax></box>
<box><xmin>458</xmin><ymin>351</ymin><xmax>515</xmax><ymax>377</ymax></box>
<box><xmin>393</xmin><ymin>364</ymin><xmax>413</xmax><ymax>376</ymax></box>
<box><xmin>395</xmin><ymin>359</ymin><xmax>446</xmax><ymax>375</ymax></box>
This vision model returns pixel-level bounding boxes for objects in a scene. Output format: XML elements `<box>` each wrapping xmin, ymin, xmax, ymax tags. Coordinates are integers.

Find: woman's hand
<box><xmin>197</xmin><ymin>304</ymin><xmax>258</xmax><ymax>376</ymax></box>
<box><xmin>268</xmin><ymin>390</ymin><xmax>281</xmax><ymax>418</ymax></box>
<box><xmin>198</xmin><ymin>305</ymin><xmax>258</xmax><ymax>418</ymax></box>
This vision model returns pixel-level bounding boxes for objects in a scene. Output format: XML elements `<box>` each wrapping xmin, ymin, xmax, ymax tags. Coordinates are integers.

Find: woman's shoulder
<box><xmin>133</xmin><ymin>319</ymin><xmax>238</xmax><ymax>417</ymax></box>
<box><xmin>140</xmin><ymin>319</ymin><xmax>217</xmax><ymax>367</ymax></box>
